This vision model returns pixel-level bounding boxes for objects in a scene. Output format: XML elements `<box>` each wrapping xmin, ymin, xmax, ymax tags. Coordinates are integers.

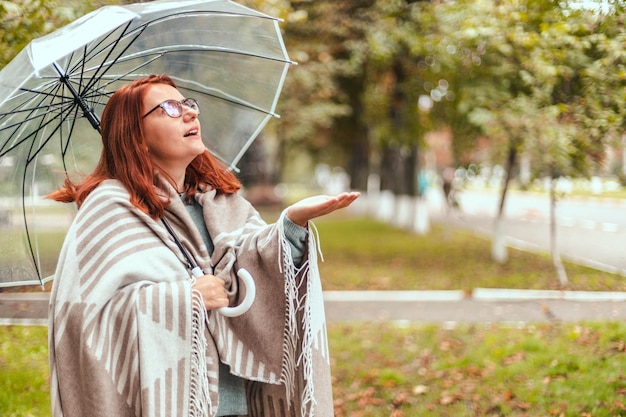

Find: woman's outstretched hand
<box><xmin>286</xmin><ymin>191</ymin><xmax>360</xmax><ymax>227</ymax></box>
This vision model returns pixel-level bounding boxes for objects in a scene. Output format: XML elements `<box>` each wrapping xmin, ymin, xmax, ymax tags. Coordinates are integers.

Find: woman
<box><xmin>48</xmin><ymin>74</ymin><xmax>359</xmax><ymax>417</ymax></box>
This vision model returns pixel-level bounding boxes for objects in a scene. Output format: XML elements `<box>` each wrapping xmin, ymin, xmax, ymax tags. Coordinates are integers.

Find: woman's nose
<box><xmin>183</xmin><ymin>105</ymin><xmax>199</xmax><ymax>120</ymax></box>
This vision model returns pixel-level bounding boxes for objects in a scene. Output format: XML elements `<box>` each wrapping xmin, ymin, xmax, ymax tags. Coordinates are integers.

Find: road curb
<box><xmin>472</xmin><ymin>288</ymin><xmax>626</xmax><ymax>302</ymax></box>
<box><xmin>323</xmin><ymin>290</ymin><xmax>467</xmax><ymax>302</ymax></box>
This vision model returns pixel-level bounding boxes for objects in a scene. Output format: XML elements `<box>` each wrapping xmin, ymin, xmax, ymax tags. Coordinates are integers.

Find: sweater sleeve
<box><xmin>283</xmin><ymin>215</ymin><xmax>308</xmax><ymax>266</ymax></box>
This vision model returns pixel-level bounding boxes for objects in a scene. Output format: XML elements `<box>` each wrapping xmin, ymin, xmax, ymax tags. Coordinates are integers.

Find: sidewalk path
<box><xmin>323</xmin><ymin>290</ymin><xmax>626</xmax><ymax>323</ymax></box>
<box><xmin>3</xmin><ymin>289</ymin><xmax>626</xmax><ymax>325</ymax></box>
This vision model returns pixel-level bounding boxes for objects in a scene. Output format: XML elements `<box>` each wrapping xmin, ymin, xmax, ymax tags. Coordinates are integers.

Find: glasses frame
<box><xmin>142</xmin><ymin>98</ymin><xmax>200</xmax><ymax>119</ymax></box>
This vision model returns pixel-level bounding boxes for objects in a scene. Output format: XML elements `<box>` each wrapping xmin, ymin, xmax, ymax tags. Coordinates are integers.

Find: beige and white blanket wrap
<box><xmin>48</xmin><ymin>178</ymin><xmax>333</xmax><ymax>417</ymax></box>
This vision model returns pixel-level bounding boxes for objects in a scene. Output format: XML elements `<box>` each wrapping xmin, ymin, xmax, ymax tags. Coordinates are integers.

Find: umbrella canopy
<box><xmin>0</xmin><ymin>0</ymin><xmax>293</xmax><ymax>287</ymax></box>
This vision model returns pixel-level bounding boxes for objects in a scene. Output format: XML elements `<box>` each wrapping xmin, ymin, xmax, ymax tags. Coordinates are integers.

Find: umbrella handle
<box><xmin>217</xmin><ymin>268</ymin><xmax>256</xmax><ymax>317</ymax></box>
<box><xmin>190</xmin><ymin>267</ymin><xmax>256</xmax><ymax>317</ymax></box>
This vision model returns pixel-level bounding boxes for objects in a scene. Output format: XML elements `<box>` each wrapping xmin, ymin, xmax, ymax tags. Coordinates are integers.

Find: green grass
<box><xmin>3</xmin><ymin>322</ymin><xmax>626</xmax><ymax>417</ymax></box>
<box><xmin>0</xmin><ymin>326</ymin><xmax>49</xmax><ymax>417</ymax></box>
<box><xmin>3</xmin><ymin>215</ymin><xmax>626</xmax><ymax>416</ymax></box>
<box><xmin>330</xmin><ymin>321</ymin><xmax>626</xmax><ymax>416</ymax></box>
<box><xmin>314</xmin><ymin>216</ymin><xmax>626</xmax><ymax>292</ymax></box>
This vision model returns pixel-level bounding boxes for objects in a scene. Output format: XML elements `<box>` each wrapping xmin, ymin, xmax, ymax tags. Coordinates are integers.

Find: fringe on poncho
<box><xmin>48</xmin><ymin>177</ymin><xmax>333</xmax><ymax>417</ymax></box>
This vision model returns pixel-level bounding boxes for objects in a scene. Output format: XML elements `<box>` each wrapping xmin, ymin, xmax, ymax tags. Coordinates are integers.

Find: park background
<box><xmin>2</xmin><ymin>0</ymin><xmax>626</xmax><ymax>416</ymax></box>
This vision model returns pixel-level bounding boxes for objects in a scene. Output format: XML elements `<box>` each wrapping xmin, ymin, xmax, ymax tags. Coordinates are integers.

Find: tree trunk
<box><xmin>491</xmin><ymin>217</ymin><xmax>507</xmax><ymax>263</ymax></box>
<box><xmin>379</xmin><ymin>144</ymin><xmax>403</xmax><ymax>194</ymax></box>
<box><xmin>347</xmin><ymin>124</ymin><xmax>370</xmax><ymax>191</ymax></box>
<box><xmin>622</xmin><ymin>133</ymin><xmax>626</xmax><ymax>176</ymax></box>
<box><xmin>404</xmin><ymin>144</ymin><xmax>429</xmax><ymax>234</ymax></box>
<box><xmin>550</xmin><ymin>176</ymin><xmax>569</xmax><ymax>286</ymax></box>
<box><xmin>377</xmin><ymin>144</ymin><xmax>402</xmax><ymax>225</ymax></box>
<box><xmin>491</xmin><ymin>143</ymin><xmax>517</xmax><ymax>263</ymax></box>
<box><xmin>404</xmin><ymin>144</ymin><xmax>418</xmax><ymax>197</ymax></box>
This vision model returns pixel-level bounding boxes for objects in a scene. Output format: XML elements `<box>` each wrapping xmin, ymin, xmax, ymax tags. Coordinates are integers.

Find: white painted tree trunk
<box><xmin>491</xmin><ymin>216</ymin><xmax>508</xmax><ymax>264</ymax></box>
<box><xmin>550</xmin><ymin>178</ymin><xmax>569</xmax><ymax>286</ymax></box>
<box><xmin>622</xmin><ymin>134</ymin><xmax>626</xmax><ymax>176</ymax></box>
<box><xmin>410</xmin><ymin>197</ymin><xmax>430</xmax><ymax>235</ymax></box>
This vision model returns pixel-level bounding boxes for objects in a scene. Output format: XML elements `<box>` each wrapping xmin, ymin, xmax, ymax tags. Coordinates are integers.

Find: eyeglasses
<box><xmin>142</xmin><ymin>98</ymin><xmax>200</xmax><ymax>119</ymax></box>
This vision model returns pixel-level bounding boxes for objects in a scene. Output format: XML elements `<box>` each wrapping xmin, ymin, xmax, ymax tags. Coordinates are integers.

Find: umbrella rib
<box><xmin>83</xmin><ymin>53</ymin><xmax>162</xmax><ymax>98</ymax></box>
<box><xmin>83</xmin><ymin>23</ymin><xmax>145</xmax><ymax>95</ymax></box>
<box><xmin>49</xmin><ymin>14</ymin><xmax>293</xmax><ymax>118</ymax></box>
<box><xmin>55</xmin><ymin>17</ymin><xmax>137</xmax><ymax>85</ymax></box>
<box><xmin>18</xmin><ymin>102</ymin><xmax>82</xmax><ymax>285</ymax></box>
<box><xmin>4</xmin><ymin>82</ymin><xmax>76</xmax><ymax>283</ymax></box>
<box><xmin>20</xmin><ymin>162</ymin><xmax>43</xmax><ymax>283</ymax></box>
<box><xmin>22</xmin><ymin>77</ymin><xmax>81</xmax><ymax>164</ymax></box>
<box><xmin>78</xmin><ymin>49</ymin><xmax>285</xmax><ymax>117</ymax></box>
<box><xmin>59</xmin><ymin>110</ymin><xmax>83</xmax><ymax>174</ymax></box>
<box><xmin>111</xmin><ymin>45</ymin><xmax>294</xmax><ymax>66</ymax></box>
<box><xmin>17</xmin><ymin>102</ymin><xmax>80</xmax><ymax>283</ymax></box>
<box><xmin>77</xmin><ymin>21</ymin><xmax>136</xmax><ymax>80</ymax></box>
<box><xmin>52</xmin><ymin>21</ymin><xmax>142</xmax><ymax>131</ymax></box>
<box><xmin>0</xmin><ymin>82</ymin><xmax>74</xmax><ymax>156</ymax></box>
<box><xmin>0</xmin><ymin>108</ymin><xmax>72</xmax><ymax>156</ymax></box>
<box><xmin>68</xmin><ymin>16</ymin><xmax>294</xmax><ymax>97</ymax></box>
<box><xmin>42</xmin><ymin>21</ymin><xmax>142</xmax><ymax>132</ymax></box>
<box><xmin>179</xmin><ymin>83</ymin><xmax>281</xmax><ymax>117</ymax></box>
<box><xmin>22</xmin><ymin>107</ymin><xmax>72</xmax><ymax>285</ymax></box>
<box><xmin>24</xmin><ymin>108</ymin><xmax>79</xmax><ymax>165</ymax></box>
<box><xmin>0</xmin><ymin>84</ymin><xmax>73</xmax><ymax>117</ymax></box>
<box><xmin>0</xmin><ymin>104</ymin><xmax>77</xmax><ymax>157</ymax></box>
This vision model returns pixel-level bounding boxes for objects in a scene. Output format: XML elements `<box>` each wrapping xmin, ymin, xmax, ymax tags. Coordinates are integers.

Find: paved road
<box><xmin>445</xmin><ymin>189</ymin><xmax>626</xmax><ymax>274</ymax></box>
<box><xmin>3</xmin><ymin>289</ymin><xmax>626</xmax><ymax>325</ymax></box>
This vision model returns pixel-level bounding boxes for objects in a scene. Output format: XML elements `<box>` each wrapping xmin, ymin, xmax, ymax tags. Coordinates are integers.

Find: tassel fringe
<box><xmin>189</xmin><ymin>288</ymin><xmax>213</xmax><ymax>417</ymax></box>
<box><xmin>277</xmin><ymin>211</ymin><xmax>321</xmax><ymax>417</ymax></box>
<box><xmin>277</xmin><ymin>211</ymin><xmax>300</xmax><ymax>406</ymax></box>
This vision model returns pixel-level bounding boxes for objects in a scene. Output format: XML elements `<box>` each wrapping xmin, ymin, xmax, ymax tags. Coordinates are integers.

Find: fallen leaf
<box><xmin>502</xmin><ymin>388</ymin><xmax>513</xmax><ymax>402</ymax></box>
<box><xmin>503</xmin><ymin>351</ymin><xmax>525</xmax><ymax>366</ymax></box>
<box><xmin>412</xmin><ymin>384</ymin><xmax>429</xmax><ymax>395</ymax></box>
<box><xmin>440</xmin><ymin>391</ymin><xmax>458</xmax><ymax>405</ymax></box>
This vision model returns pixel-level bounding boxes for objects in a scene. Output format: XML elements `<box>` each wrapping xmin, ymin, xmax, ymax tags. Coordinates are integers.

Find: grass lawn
<box><xmin>2</xmin><ymin>215</ymin><xmax>626</xmax><ymax>416</ymax></box>
<box><xmin>0</xmin><ymin>326</ymin><xmax>49</xmax><ymax>417</ymax></box>
<box><xmin>314</xmin><ymin>216</ymin><xmax>626</xmax><ymax>292</ymax></box>
<box><xmin>3</xmin><ymin>322</ymin><xmax>626</xmax><ymax>417</ymax></box>
<box><xmin>330</xmin><ymin>321</ymin><xmax>626</xmax><ymax>416</ymax></box>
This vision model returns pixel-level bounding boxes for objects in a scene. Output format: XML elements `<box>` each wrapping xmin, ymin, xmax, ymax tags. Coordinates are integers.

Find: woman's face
<box><xmin>141</xmin><ymin>83</ymin><xmax>205</xmax><ymax>172</ymax></box>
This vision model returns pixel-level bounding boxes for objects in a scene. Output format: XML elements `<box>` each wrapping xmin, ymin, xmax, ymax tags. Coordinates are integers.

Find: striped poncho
<box><xmin>48</xmin><ymin>177</ymin><xmax>333</xmax><ymax>417</ymax></box>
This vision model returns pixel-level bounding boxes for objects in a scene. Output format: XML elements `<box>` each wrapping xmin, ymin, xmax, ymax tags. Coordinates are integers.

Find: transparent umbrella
<box><xmin>0</xmin><ymin>0</ymin><xmax>293</xmax><ymax>287</ymax></box>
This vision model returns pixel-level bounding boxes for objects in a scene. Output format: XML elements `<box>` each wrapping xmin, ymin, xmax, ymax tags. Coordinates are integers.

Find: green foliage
<box><xmin>0</xmin><ymin>0</ymin><xmax>163</xmax><ymax>70</ymax></box>
<box><xmin>5</xmin><ymin>0</ymin><xmax>622</xmax><ymax>188</ymax></box>
<box><xmin>0</xmin><ymin>0</ymin><xmax>95</xmax><ymax>68</ymax></box>
<box><xmin>280</xmin><ymin>0</ymin><xmax>626</xmax><ymax>189</ymax></box>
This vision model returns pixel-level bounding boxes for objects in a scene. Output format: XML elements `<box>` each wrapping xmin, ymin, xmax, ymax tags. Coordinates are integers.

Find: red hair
<box><xmin>47</xmin><ymin>74</ymin><xmax>241</xmax><ymax>219</ymax></box>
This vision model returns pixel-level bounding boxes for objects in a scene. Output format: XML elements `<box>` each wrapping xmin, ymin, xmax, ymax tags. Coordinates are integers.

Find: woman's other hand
<box><xmin>286</xmin><ymin>191</ymin><xmax>360</xmax><ymax>227</ymax></box>
<box><xmin>192</xmin><ymin>274</ymin><xmax>229</xmax><ymax>310</ymax></box>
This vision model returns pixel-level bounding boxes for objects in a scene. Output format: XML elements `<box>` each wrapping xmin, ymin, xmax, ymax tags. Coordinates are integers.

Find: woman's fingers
<box><xmin>287</xmin><ymin>192</ymin><xmax>360</xmax><ymax>226</ymax></box>
<box><xmin>193</xmin><ymin>274</ymin><xmax>229</xmax><ymax>310</ymax></box>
